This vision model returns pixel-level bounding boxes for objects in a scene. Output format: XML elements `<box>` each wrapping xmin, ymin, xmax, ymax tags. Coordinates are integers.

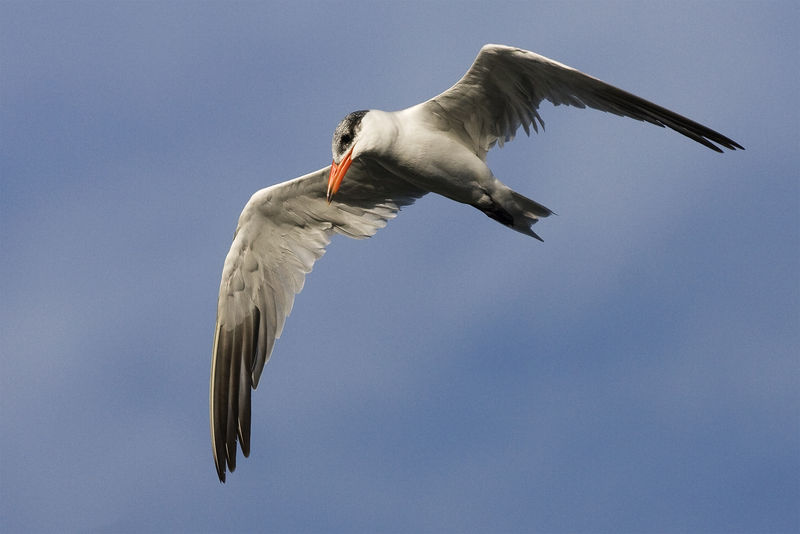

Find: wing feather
<box><xmin>426</xmin><ymin>44</ymin><xmax>742</xmax><ymax>157</ymax></box>
<box><xmin>210</xmin><ymin>165</ymin><xmax>425</xmax><ymax>481</ymax></box>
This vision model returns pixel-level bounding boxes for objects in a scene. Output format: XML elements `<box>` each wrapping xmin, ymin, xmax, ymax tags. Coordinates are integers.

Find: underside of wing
<box><xmin>210</xmin><ymin>164</ymin><xmax>425</xmax><ymax>482</ymax></box>
<box><xmin>426</xmin><ymin>44</ymin><xmax>742</xmax><ymax>157</ymax></box>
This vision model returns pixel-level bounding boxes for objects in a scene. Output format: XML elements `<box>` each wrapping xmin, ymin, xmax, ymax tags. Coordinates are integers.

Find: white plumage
<box><xmin>210</xmin><ymin>44</ymin><xmax>742</xmax><ymax>482</ymax></box>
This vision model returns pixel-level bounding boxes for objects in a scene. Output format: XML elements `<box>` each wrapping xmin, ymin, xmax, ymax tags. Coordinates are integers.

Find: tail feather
<box><xmin>473</xmin><ymin>187</ymin><xmax>553</xmax><ymax>241</ymax></box>
<box><xmin>510</xmin><ymin>190</ymin><xmax>554</xmax><ymax>219</ymax></box>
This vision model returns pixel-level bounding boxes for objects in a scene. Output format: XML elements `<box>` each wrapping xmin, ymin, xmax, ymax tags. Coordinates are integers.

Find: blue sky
<box><xmin>1</xmin><ymin>1</ymin><xmax>798</xmax><ymax>532</ymax></box>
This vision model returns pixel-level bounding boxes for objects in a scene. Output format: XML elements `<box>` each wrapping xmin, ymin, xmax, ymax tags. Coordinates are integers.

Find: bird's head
<box><xmin>328</xmin><ymin>110</ymin><xmax>369</xmax><ymax>203</ymax></box>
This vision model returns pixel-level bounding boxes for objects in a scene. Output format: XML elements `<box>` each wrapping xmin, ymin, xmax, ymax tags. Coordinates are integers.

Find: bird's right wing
<box><xmin>210</xmin><ymin>164</ymin><xmax>425</xmax><ymax>482</ymax></box>
<box><xmin>423</xmin><ymin>44</ymin><xmax>742</xmax><ymax>157</ymax></box>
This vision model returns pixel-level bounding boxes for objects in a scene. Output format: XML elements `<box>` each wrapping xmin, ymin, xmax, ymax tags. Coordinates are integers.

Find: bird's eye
<box><xmin>340</xmin><ymin>134</ymin><xmax>352</xmax><ymax>147</ymax></box>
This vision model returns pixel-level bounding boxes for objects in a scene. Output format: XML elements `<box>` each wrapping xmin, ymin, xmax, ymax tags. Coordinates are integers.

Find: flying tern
<box><xmin>210</xmin><ymin>44</ymin><xmax>742</xmax><ymax>481</ymax></box>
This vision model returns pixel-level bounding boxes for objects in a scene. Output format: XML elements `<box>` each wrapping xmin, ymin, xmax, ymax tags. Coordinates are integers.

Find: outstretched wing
<box><xmin>424</xmin><ymin>44</ymin><xmax>742</xmax><ymax>158</ymax></box>
<box><xmin>210</xmin><ymin>164</ymin><xmax>425</xmax><ymax>482</ymax></box>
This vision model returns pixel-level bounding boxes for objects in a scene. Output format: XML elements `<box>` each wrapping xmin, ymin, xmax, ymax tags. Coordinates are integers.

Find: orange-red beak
<box><xmin>327</xmin><ymin>147</ymin><xmax>354</xmax><ymax>204</ymax></box>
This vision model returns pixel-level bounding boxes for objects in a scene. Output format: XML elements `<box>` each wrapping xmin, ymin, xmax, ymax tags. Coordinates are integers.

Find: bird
<box><xmin>209</xmin><ymin>44</ymin><xmax>742</xmax><ymax>482</ymax></box>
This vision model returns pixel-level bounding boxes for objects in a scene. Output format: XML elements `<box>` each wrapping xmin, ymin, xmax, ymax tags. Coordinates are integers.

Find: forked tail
<box><xmin>472</xmin><ymin>185</ymin><xmax>554</xmax><ymax>241</ymax></box>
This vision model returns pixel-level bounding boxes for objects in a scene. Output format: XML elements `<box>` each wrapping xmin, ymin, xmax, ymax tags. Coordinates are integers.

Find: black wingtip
<box><xmin>215</xmin><ymin>458</ymin><xmax>226</xmax><ymax>483</ymax></box>
<box><xmin>728</xmin><ymin>140</ymin><xmax>745</xmax><ymax>151</ymax></box>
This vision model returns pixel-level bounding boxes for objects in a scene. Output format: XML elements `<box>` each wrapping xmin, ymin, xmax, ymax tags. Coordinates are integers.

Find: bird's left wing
<box><xmin>210</xmin><ymin>164</ymin><xmax>425</xmax><ymax>482</ymax></box>
<box><xmin>423</xmin><ymin>44</ymin><xmax>742</xmax><ymax>157</ymax></box>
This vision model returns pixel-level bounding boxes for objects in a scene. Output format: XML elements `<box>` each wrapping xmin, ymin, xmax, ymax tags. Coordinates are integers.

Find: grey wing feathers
<box><xmin>210</xmin><ymin>165</ymin><xmax>424</xmax><ymax>482</ymax></box>
<box><xmin>428</xmin><ymin>44</ymin><xmax>743</xmax><ymax>156</ymax></box>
